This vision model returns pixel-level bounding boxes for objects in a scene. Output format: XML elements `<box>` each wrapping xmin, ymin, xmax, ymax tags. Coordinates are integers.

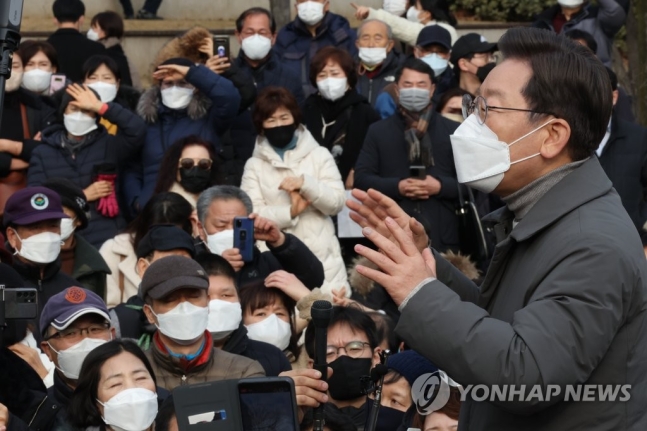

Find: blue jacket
<box><xmin>274</xmin><ymin>12</ymin><xmax>357</xmax><ymax>97</ymax></box>
<box><xmin>124</xmin><ymin>64</ymin><xmax>241</xmax><ymax>212</ymax></box>
<box><xmin>27</xmin><ymin>103</ymin><xmax>146</xmax><ymax>248</ymax></box>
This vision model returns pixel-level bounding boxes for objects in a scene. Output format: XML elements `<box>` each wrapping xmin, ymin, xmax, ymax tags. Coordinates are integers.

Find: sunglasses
<box><xmin>179</xmin><ymin>158</ymin><xmax>213</xmax><ymax>170</ymax></box>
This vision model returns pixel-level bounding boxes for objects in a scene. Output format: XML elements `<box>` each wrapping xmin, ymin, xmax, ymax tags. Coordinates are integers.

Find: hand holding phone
<box><xmin>49</xmin><ymin>73</ymin><xmax>66</xmax><ymax>95</ymax></box>
<box><xmin>409</xmin><ymin>165</ymin><xmax>427</xmax><ymax>179</ymax></box>
<box><xmin>234</xmin><ymin>217</ymin><xmax>254</xmax><ymax>263</ymax></box>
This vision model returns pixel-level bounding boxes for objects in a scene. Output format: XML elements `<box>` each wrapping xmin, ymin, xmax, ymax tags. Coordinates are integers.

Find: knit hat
<box><xmin>387</xmin><ymin>350</ymin><xmax>438</xmax><ymax>388</ymax></box>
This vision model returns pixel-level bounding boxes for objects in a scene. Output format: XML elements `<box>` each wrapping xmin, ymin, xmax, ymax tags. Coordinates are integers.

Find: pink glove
<box><xmin>96</xmin><ymin>173</ymin><xmax>119</xmax><ymax>218</ymax></box>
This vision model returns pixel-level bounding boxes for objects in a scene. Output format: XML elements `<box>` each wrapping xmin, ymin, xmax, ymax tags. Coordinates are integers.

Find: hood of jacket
<box><xmin>252</xmin><ymin>124</ymin><xmax>321</xmax><ymax>165</ymax></box>
<box><xmin>136</xmin><ymin>85</ymin><xmax>211</xmax><ymax>124</ymax></box>
<box><xmin>152</xmin><ymin>26</ymin><xmax>213</xmax><ymax>71</ymax></box>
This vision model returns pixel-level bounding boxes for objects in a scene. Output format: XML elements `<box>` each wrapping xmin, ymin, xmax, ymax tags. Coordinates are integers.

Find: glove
<box><xmin>96</xmin><ymin>173</ymin><xmax>119</xmax><ymax>218</ymax></box>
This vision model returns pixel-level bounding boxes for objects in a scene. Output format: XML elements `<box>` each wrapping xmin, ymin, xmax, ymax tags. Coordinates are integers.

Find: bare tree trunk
<box><xmin>270</xmin><ymin>0</ymin><xmax>291</xmax><ymax>31</ymax></box>
<box><xmin>626</xmin><ymin>0</ymin><xmax>647</xmax><ymax>126</ymax></box>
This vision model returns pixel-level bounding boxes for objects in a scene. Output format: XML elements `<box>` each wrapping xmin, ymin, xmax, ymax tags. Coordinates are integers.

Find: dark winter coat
<box><xmin>47</xmin><ymin>29</ymin><xmax>106</xmax><ymax>83</ymax></box>
<box><xmin>274</xmin><ymin>12</ymin><xmax>357</xmax><ymax>97</ymax></box>
<box><xmin>303</xmin><ymin>91</ymin><xmax>381</xmax><ymax>181</ymax></box>
<box><xmin>27</xmin><ymin>103</ymin><xmax>146</xmax><ymax>248</ymax></box>
<box><xmin>597</xmin><ymin>114</ymin><xmax>647</xmax><ymax>231</ymax></box>
<box><xmin>123</xmin><ymin>64</ymin><xmax>241</xmax><ymax>212</ymax></box>
<box><xmin>397</xmin><ymin>157</ymin><xmax>647</xmax><ymax>430</ymax></box>
<box><xmin>354</xmin><ymin>112</ymin><xmax>461</xmax><ymax>252</ymax></box>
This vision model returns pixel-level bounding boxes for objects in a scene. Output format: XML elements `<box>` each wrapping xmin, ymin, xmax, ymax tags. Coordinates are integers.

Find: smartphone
<box><xmin>173</xmin><ymin>380</ymin><xmax>240</xmax><ymax>431</ymax></box>
<box><xmin>2</xmin><ymin>287</ymin><xmax>38</xmax><ymax>320</ymax></box>
<box><xmin>49</xmin><ymin>73</ymin><xmax>66</xmax><ymax>95</ymax></box>
<box><xmin>410</xmin><ymin>165</ymin><xmax>427</xmax><ymax>179</ymax></box>
<box><xmin>234</xmin><ymin>217</ymin><xmax>254</xmax><ymax>263</ymax></box>
<box><xmin>238</xmin><ymin>378</ymin><xmax>299</xmax><ymax>431</ymax></box>
<box><xmin>213</xmin><ymin>36</ymin><xmax>230</xmax><ymax>58</ymax></box>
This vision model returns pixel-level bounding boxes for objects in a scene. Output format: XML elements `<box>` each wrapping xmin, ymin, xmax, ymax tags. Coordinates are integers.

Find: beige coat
<box><xmin>240</xmin><ymin>126</ymin><xmax>348</xmax><ymax>293</ymax></box>
<box><xmin>99</xmin><ymin>233</ymin><xmax>140</xmax><ymax>308</ymax></box>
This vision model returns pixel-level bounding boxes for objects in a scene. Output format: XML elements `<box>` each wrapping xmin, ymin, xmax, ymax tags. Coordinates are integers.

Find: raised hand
<box><xmin>153</xmin><ymin>64</ymin><xmax>191</xmax><ymax>81</ymax></box>
<box><xmin>66</xmin><ymin>84</ymin><xmax>103</xmax><ymax>113</ymax></box>
<box><xmin>250</xmin><ymin>213</ymin><xmax>285</xmax><ymax>247</ymax></box>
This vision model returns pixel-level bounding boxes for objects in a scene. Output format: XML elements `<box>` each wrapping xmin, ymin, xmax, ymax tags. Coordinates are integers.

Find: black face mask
<box><xmin>263</xmin><ymin>124</ymin><xmax>297</xmax><ymax>149</ymax></box>
<box><xmin>328</xmin><ymin>356</ymin><xmax>373</xmax><ymax>401</ymax></box>
<box><xmin>366</xmin><ymin>402</ymin><xmax>407</xmax><ymax>431</ymax></box>
<box><xmin>179</xmin><ymin>167</ymin><xmax>211</xmax><ymax>194</ymax></box>
<box><xmin>476</xmin><ymin>62</ymin><xmax>496</xmax><ymax>83</ymax></box>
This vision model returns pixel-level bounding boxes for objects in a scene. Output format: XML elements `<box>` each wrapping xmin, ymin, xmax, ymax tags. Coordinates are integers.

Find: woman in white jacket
<box><xmin>241</xmin><ymin>87</ymin><xmax>348</xmax><ymax>294</ymax></box>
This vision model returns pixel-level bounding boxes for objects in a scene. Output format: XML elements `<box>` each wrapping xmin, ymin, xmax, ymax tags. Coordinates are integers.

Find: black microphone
<box><xmin>311</xmin><ymin>300</ymin><xmax>332</xmax><ymax>431</ymax></box>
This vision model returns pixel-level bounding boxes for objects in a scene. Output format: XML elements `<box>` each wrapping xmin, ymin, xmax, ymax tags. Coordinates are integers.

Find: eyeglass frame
<box><xmin>326</xmin><ymin>341</ymin><xmax>371</xmax><ymax>361</ymax></box>
<box><xmin>44</xmin><ymin>321</ymin><xmax>111</xmax><ymax>341</ymax></box>
<box><xmin>179</xmin><ymin>158</ymin><xmax>213</xmax><ymax>171</ymax></box>
<box><xmin>462</xmin><ymin>94</ymin><xmax>557</xmax><ymax>125</ymax></box>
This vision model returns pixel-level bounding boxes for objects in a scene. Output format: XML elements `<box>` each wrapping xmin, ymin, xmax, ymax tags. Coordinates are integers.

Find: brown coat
<box><xmin>145</xmin><ymin>334</ymin><xmax>265</xmax><ymax>391</ymax></box>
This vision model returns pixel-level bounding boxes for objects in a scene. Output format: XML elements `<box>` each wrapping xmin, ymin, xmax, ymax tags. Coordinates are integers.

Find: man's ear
<box><xmin>196</xmin><ymin>220</ymin><xmax>207</xmax><ymax>241</ymax></box>
<box><xmin>612</xmin><ymin>90</ymin><xmax>619</xmax><ymax>107</ymax></box>
<box><xmin>41</xmin><ymin>340</ymin><xmax>55</xmax><ymax>363</ymax></box>
<box><xmin>386</xmin><ymin>39</ymin><xmax>395</xmax><ymax>53</ymax></box>
<box><xmin>142</xmin><ymin>304</ymin><xmax>157</xmax><ymax>325</ymax></box>
<box><xmin>136</xmin><ymin>258</ymin><xmax>150</xmax><ymax>277</ymax></box>
<box><xmin>6</xmin><ymin>227</ymin><xmax>19</xmax><ymax>250</ymax></box>
<box><xmin>235</xmin><ymin>31</ymin><xmax>243</xmax><ymax>46</ymax></box>
<box><xmin>540</xmin><ymin>118</ymin><xmax>571</xmax><ymax>161</ymax></box>
<box><xmin>323</xmin><ymin>1</ymin><xmax>330</xmax><ymax>14</ymax></box>
<box><xmin>458</xmin><ymin>58</ymin><xmax>472</xmax><ymax>74</ymax></box>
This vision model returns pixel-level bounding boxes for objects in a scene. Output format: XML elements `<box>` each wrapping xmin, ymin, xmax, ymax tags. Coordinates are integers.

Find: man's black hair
<box><xmin>304</xmin><ymin>306</ymin><xmax>378</xmax><ymax>359</ymax></box>
<box><xmin>395</xmin><ymin>57</ymin><xmax>436</xmax><ymax>84</ymax></box>
<box><xmin>498</xmin><ymin>27</ymin><xmax>612</xmax><ymax>161</ymax></box>
<box><xmin>53</xmin><ymin>0</ymin><xmax>85</xmax><ymax>23</ymax></box>
<box><xmin>564</xmin><ymin>29</ymin><xmax>598</xmax><ymax>54</ymax></box>
<box><xmin>235</xmin><ymin>7</ymin><xmax>277</xmax><ymax>34</ymax></box>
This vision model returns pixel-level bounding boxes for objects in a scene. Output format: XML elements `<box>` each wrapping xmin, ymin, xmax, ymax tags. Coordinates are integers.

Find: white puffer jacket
<box><xmin>241</xmin><ymin>126</ymin><xmax>348</xmax><ymax>293</ymax></box>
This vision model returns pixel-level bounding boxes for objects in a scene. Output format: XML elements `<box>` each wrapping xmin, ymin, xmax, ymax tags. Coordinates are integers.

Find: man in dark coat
<box><xmin>47</xmin><ymin>0</ymin><xmax>105</xmax><ymax>83</ymax></box>
<box><xmin>349</xmin><ymin>28</ymin><xmax>647</xmax><ymax>431</ymax></box>
<box><xmin>274</xmin><ymin>0</ymin><xmax>357</xmax><ymax>97</ymax></box>
<box><xmin>196</xmin><ymin>185</ymin><xmax>325</xmax><ymax>290</ymax></box>
<box><xmin>355</xmin><ymin>58</ymin><xmax>460</xmax><ymax>253</ymax></box>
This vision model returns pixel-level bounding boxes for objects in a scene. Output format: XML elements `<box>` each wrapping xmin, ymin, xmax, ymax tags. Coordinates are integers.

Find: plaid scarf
<box><xmin>399</xmin><ymin>104</ymin><xmax>435</xmax><ymax>167</ymax></box>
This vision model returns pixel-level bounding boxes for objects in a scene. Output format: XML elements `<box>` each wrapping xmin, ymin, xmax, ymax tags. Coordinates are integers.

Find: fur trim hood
<box><xmin>136</xmin><ymin>85</ymin><xmax>212</xmax><ymax>124</ymax></box>
<box><xmin>152</xmin><ymin>26</ymin><xmax>213</xmax><ymax>71</ymax></box>
<box><xmin>348</xmin><ymin>252</ymin><xmax>480</xmax><ymax>298</ymax></box>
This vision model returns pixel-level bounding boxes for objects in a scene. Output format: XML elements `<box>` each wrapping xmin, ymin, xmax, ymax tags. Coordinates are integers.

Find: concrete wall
<box><xmin>25</xmin><ymin>0</ymin><xmax>385</xmax><ymax>21</ymax></box>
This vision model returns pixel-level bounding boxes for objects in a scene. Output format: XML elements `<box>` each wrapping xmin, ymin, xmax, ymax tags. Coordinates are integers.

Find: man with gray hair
<box><xmin>355</xmin><ymin>19</ymin><xmax>404</xmax><ymax>106</ymax></box>
<box><xmin>196</xmin><ymin>185</ymin><xmax>325</xmax><ymax>289</ymax></box>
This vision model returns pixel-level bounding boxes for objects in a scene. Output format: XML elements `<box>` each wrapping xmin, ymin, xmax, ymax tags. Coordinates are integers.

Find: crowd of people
<box><xmin>0</xmin><ymin>0</ymin><xmax>644</xmax><ymax>430</ymax></box>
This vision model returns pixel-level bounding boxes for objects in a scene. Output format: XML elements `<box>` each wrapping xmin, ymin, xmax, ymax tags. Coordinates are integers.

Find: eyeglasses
<box><xmin>179</xmin><ymin>158</ymin><xmax>213</xmax><ymax>170</ymax></box>
<box><xmin>45</xmin><ymin>322</ymin><xmax>111</xmax><ymax>342</ymax></box>
<box><xmin>326</xmin><ymin>341</ymin><xmax>370</xmax><ymax>361</ymax></box>
<box><xmin>462</xmin><ymin>94</ymin><xmax>556</xmax><ymax>125</ymax></box>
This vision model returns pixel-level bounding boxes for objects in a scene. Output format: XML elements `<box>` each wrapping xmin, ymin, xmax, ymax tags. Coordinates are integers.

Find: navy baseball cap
<box><xmin>136</xmin><ymin>224</ymin><xmax>196</xmax><ymax>259</ymax></box>
<box><xmin>450</xmin><ymin>33</ymin><xmax>498</xmax><ymax>65</ymax></box>
<box><xmin>3</xmin><ymin>187</ymin><xmax>69</xmax><ymax>227</ymax></box>
<box><xmin>39</xmin><ymin>287</ymin><xmax>110</xmax><ymax>337</ymax></box>
<box><xmin>416</xmin><ymin>25</ymin><xmax>452</xmax><ymax>51</ymax></box>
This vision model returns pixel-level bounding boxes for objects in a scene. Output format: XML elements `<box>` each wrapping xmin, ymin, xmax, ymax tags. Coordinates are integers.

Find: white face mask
<box><xmin>317</xmin><ymin>77</ymin><xmax>348</xmax><ymax>102</ymax></box>
<box><xmin>60</xmin><ymin>218</ymin><xmax>76</xmax><ymax>241</ymax></box>
<box><xmin>64</xmin><ymin>111</ymin><xmax>98</xmax><ymax>136</ymax></box>
<box><xmin>13</xmin><ymin>230</ymin><xmax>62</xmax><ymax>264</ymax></box>
<box><xmin>406</xmin><ymin>6</ymin><xmax>421</xmax><ymax>23</ymax></box>
<box><xmin>151</xmin><ymin>301</ymin><xmax>209</xmax><ymax>344</ymax></box>
<box><xmin>558</xmin><ymin>0</ymin><xmax>584</xmax><ymax>7</ymax></box>
<box><xmin>383</xmin><ymin>0</ymin><xmax>408</xmax><ymax>16</ymax></box>
<box><xmin>398</xmin><ymin>87</ymin><xmax>431</xmax><ymax>112</ymax></box>
<box><xmin>421</xmin><ymin>53</ymin><xmax>449</xmax><ymax>77</ymax></box>
<box><xmin>88</xmin><ymin>81</ymin><xmax>118</xmax><ymax>103</ymax></box>
<box><xmin>22</xmin><ymin>69</ymin><xmax>52</xmax><ymax>93</ymax></box>
<box><xmin>207</xmin><ymin>300</ymin><xmax>242</xmax><ymax>340</ymax></box>
<box><xmin>245</xmin><ymin>314</ymin><xmax>292</xmax><ymax>351</ymax></box>
<box><xmin>87</xmin><ymin>28</ymin><xmax>100</xmax><ymax>41</ymax></box>
<box><xmin>161</xmin><ymin>86</ymin><xmax>194</xmax><ymax>110</ymax></box>
<box><xmin>205</xmin><ymin>228</ymin><xmax>234</xmax><ymax>255</ymax></box>
<box><xmin>359</xmin><ymin>47</ymin><xmax>388</xmax><ymax>68</ymax></box>
<box><xmin>450</xmin><ymin>113</ymin><xmax>556</xmax><ymax>193</ymax></box>
<box><xmin>241</xmin><ymin>34</ymin><xmax>273</xmax><ymax>61</ymax></box>
<box><xmin>99</xmin><ymin>388</ymin><xmax>158</xmax><ymax>431</ymax></box>
<box><xmin>6</xmin><ymin>70</ymin><xmax>23</xmax><ymax>92</ymax></box>
<box><xmin>297</xmin><ymin>1</ymin><xmax>326</xmax><ymax>26</ymax></box>
<box><xmin>48</xmin><ymin>337</ymin><xmax>108</xmax><ymax>380</ymax></box>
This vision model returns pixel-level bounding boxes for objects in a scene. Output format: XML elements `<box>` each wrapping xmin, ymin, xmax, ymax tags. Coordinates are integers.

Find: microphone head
<box><xmin>311</xmin><ymin>300</ymin><xmax>333</xmax><ymax>328</ymax></box>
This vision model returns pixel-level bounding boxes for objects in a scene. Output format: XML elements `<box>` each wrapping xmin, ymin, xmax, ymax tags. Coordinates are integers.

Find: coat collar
<box><xmin>483</xmin><ymin>157</ymin><xmax>612</xmax><ymax>242</ymax></box>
